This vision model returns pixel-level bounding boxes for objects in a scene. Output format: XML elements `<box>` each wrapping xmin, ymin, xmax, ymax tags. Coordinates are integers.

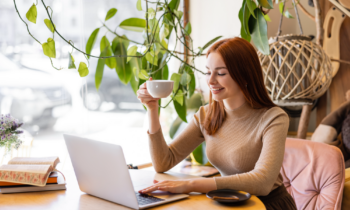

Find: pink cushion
<box><xmin>281</xmin><ymin>138</ymin><xmax>345</xmax><ymax>210</ymax></box>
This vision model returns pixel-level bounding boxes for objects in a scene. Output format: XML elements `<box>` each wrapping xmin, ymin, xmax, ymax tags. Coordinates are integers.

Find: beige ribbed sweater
<box><xmin>148</xmin><ymin>102</ymin><xmax>289</xmax><ymax>196</ymax></box>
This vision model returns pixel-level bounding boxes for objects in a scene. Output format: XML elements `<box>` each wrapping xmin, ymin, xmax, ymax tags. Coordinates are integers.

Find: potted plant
<box><xmin>0</xmin><ymin>114</ymin><xmax>23</xmax><ymax>154</ymax></box>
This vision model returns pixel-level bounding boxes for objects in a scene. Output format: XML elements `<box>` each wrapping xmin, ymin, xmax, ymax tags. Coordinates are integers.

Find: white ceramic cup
<box><xmin>146</xmin><ymin>80</ymin><xmax>174</xmax><ymax>98</ymax></box>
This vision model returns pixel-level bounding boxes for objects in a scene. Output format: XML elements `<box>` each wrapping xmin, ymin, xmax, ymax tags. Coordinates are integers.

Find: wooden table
<box><xmin>0</xmin><ymin>169</ymin><xmax>266</xmax><ymax>210</ymax></box>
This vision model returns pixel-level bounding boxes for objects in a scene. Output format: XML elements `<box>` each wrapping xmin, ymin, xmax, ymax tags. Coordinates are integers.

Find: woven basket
<box><xmin>258</xmin><ymin>34</ymin><xmax>332</xmax><ymax>106</ymax></box>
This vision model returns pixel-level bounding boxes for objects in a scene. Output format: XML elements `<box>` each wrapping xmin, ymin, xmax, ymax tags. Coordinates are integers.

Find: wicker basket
<box><xmin>258</xmin><ymin>34</ymin><xmax>332</xmax><ymax>106</ymax></box>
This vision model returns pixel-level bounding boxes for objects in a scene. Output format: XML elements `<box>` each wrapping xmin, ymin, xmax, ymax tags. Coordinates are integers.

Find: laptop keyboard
<box><xmin>135</xmin><ymin>192</ymin><xmax>165</xmax><ymax>205</ymax></box>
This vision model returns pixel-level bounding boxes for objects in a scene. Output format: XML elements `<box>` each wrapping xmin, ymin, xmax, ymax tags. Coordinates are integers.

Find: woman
<box><xmin>136</xmin><ymin>37</ymin><xmax>297</xmax><ymax>210</ymax></box>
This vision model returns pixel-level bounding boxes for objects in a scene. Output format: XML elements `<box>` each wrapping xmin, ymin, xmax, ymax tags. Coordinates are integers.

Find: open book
<box><xmin>0</xmin><ymin>157</ymin><xmax>60</xmax><ymax>187</ymax></box>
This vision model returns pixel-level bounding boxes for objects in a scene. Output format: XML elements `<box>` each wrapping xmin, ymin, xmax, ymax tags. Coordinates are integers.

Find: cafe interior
<box><xmin>1</xmin><ymin>0</ymin><xmax>350</xmax><ymax>209</ymax></box>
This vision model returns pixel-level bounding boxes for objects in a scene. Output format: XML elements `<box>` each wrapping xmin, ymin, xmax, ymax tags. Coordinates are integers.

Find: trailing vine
<box><xmin>13</xmin><ymin>0</ymin><xmax>222</xmax><ymax>123</ymax></box>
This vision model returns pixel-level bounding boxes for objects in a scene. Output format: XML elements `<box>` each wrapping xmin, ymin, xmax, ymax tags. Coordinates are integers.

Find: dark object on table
<box><xmin>213</xmin><ymin>195</ymin><xmax>239</xmax><ymax>200</ymax></box>
<box><xmin>206</xmin><ymin>189</ymin><xmax>251</xmax><ymax>204</ymax></box>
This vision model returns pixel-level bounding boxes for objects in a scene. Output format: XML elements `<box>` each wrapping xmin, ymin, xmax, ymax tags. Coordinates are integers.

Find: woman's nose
<box><xmin>207</xmin><ymin>74</ymin><xmax>216</xmax><ymax>85</ymax></box>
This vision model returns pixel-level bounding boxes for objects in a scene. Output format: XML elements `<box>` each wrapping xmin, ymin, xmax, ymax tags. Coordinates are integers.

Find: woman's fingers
<box><xmin>157</xmin><ymin>186</ymin><xmax>169</xmax><ymax>191</ymax></box>
<box><xmin>139</xmin><ymin>184</ymin><xmax>164</xmax><ymax>193</ymax></box>
<box><xmin>137</xmin><ymin>89</ymin><xmax>151</xmax><ymax>96</ymax></box>
<box><xmin>139</xmin><ymin>77</ymin><xmax>152</xmax><ymax>89</ymax></box>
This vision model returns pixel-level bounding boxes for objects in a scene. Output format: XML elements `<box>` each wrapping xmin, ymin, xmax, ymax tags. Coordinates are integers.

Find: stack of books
<box><xmin>0</xmin><ymin>156</ymin><xmax>66</xmax><ymax>194</ymax></box>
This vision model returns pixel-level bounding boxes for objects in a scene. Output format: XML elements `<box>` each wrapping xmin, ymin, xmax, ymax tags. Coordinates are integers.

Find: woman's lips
<box><xmin>211</xmin><ymin>88</ymin><xmax>224</xmax><ymax>94</ymax></box>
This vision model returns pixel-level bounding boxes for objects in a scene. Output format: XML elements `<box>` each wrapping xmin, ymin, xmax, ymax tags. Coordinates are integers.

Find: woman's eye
<box><xmin>205</xmin><ymin>72</ymin><xmax>211</xmax><ymax>75</ymax></box>
<box><xmin>218</xmin><ymin>74</ymin><xmax>226</xmax><ymax>76</ymax></box>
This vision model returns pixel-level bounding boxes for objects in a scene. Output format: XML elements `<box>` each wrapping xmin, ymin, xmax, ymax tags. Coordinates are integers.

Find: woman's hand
<box><xmin>138</xmin><ymin>179</ymin><xmax>194</xmax><ymax>194</ymax></box>
<box><xmin>136</xmin><ymin>77</ymin><xmax>159</xmax><ymax>111</ymax></box>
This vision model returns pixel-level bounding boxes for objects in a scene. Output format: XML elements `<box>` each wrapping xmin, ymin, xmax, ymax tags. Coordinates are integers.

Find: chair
<box><xmin>281</xmin><ymin>138</ymin><xmax>345</xmax><ymax>210</ymax></box>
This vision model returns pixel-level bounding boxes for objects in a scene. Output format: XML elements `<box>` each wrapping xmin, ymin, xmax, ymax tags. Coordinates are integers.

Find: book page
<box><xmin>0</xmin><ymin>165</ymin><xmax>51</xmax><ymax>174</ymax></box>
<box><xmin>8</xmin><ymin>157</ymin><xmax>60</xmax><ymax>169</ymax></box>
<box><xmin>0</xmin><ymin>165</ymin><xmax>52</xmax><ymax>187</ymax></box>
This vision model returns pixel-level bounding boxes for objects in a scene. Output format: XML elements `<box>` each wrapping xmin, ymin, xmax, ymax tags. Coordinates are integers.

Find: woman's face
<box><xmin>205</xmin><ymin>52</ymin><xmax>243</xmax><ymax>102</ymax></box>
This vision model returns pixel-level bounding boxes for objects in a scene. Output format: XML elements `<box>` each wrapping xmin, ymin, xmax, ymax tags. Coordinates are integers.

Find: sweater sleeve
<box><xmin>214</xmin><ymin>108</ymin><xmax>289</xmax><ymax>196</ymax></box>
<box><xmin>147</xmin><ymin>108</ymin><xmax>206</xmax><ymax>173</ymax></box>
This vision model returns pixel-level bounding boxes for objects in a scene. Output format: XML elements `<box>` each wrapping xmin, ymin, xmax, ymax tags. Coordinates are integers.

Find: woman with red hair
<box><xmin>137</xmin><ymin>37</ymin><xmax>296</xmax><ymax>209</ymax></box>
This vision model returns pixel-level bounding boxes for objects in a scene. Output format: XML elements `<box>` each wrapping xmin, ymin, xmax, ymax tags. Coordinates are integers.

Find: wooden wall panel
<box><xmin>330</xmin><ymin>16</ymin><xmax>350</xmax><ymax>111</ymax></box>
<box><xmin>317</xmin><ymin>0</ymin><xmax>350</xmax><ymax>122</ymax></box>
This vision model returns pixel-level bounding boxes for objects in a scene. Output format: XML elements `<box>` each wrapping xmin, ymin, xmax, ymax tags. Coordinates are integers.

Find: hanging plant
<box><xmin>238</xmin><ymin>0</ymin><xmax>296</xmax><ymax>55</ymax></box>
<box><xmin>13</xmin><ymin>0</ymin><xmax>222</xmax><ymax>122</ymax></box>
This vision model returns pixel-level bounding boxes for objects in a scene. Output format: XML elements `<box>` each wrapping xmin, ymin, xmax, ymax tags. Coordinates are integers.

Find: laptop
<box><xmin>63</xmin><ymin>134</ymin><xmax>189</xmax><ymax>209</ymax></box>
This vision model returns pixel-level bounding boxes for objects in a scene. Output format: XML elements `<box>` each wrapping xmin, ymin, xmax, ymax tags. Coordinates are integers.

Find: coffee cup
<box><xmin>146</xmin><ymin>80</ymin><xmax>174</xmax><ymax>98</ymax></box>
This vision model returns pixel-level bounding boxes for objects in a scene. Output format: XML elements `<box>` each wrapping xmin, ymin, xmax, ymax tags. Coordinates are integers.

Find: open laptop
<box><xmin>63</xmin><ymin>134</ymin><xmax>189</xmax><ymax>209</ymax></box>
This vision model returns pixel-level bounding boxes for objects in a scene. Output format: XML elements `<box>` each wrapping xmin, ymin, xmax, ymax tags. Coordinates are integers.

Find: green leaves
<box><xmin>119</xmin><ymin>18</ymin><xmax>146</xmax><ymax>32</ymax></box>
<box><xmin>170</xmin><ymin>71</ymin><xmax>188</xmax><ymax>122</ymax></box>
<box><xmin>42</xmin><ymin>38</ymin><xmax>56</xmax><ymax>58</ymax></box>
<box><xmin>95</xmin><ymin>49</ymin><xmax>107</xmax><ymax>90</ymax></box>
<box><xmin>162</xmin><ymin>64</ymin><xmax>169</xmax><ymax>80</ymax></box>
<box><xmin>44</xmin><ymin>19</ymin><xmax>55</xmax><ymax>32</ymax></box>
<box><xmin>185</xmin><ymin>22</ymin><xmax>192</xmax><ymax>35</ymax></box>
<box><xmin>68</xmin><ymin>53</ymin><xmax>76</xmax><ymax>69</ymax></box>
<box><xmin>100</xmin><ymin>36</ymin><xmax>110</xmax><ymax>52</ymax></box>
<box><xmin>148</xmin><ymin>18</ymin><xmax>160</xmax><ymax>42</ymax></box>
<box><xmin>164</xmin><ymin>0</ymin><xmax>180</xmax><ymax>39</ymax></box>
<box><xmin>201</xmin><ymin>36</ymin><xmax>222</xmax><ymax>52</ymax></box>
<box><xmin>174</xmin><ymin>89</ymin><xmax>184</xmax><ymax>106</ymax></box>
<box><xmin>127</xmin><ymin>46</ymin><xmax>138</xmax><ymax>63</ymax></box>
<box><xmin>86</xmin><ymin>28</ymin><xmax>100</xmax><ymax>59</ymax></box>
<box><xmin>100</xmin><ymin>36</ymin><xmax>116</xmax><ymax>69</ymax></box>
<box><xmin>161</xmin><ymin>23</ymin><xmax>170</xmax><ymax>41</ymax></box>
<box><xmin>138</xmin><ymin>70</ymin><xmax>149</xmax><ymax>80</ymax></box>
<box><xmin>243</xmin><ymin>0</ymin><xmax>255</xmax><ymax>34</ymax></box>
<box><xmin>145</xmin><ymin>51</ymin><xmax>158</xmax><ymax>66</ymax></box>
<box><xmin>112</xmin><ymin>36</ymin><xmax>132</xmax><ymax>84</ymax></box>
<box><xmin>174</xmin><ymin>92</ymin><xmax>187</xmax><ymax>123</ymax></box>
<box><xmin>284</xmin><ymin>10</ymin><xmax>294</xmax><ymax>18</ymax></box>
<box><xmin>180</xmin><ymin>71</ymin><xmax>191</xmax><ymax>86</ymax></box>
<box><xmin>187</xmin><ymin>93</ymin><xmax>202</xmax><ymax>111</ymax></box>
<box><xmin>168</xmin><ymin>0</ymin><xmax>180</xmax><ymax>12</ymax></box>
<box><xmin>26</xmin><ymin>4</ymin><xmax>37</xmax><ymax>24</ymax></box>
<box><xmin>170</xmin><ymin>73</ymin><xmax>181</xmax><ymax>92</ymax></box>
<box><xmin>279</xmin><ymin>2</ymin><xmax>284</xmax><ymax>13</ymax></box>
<box><xmin>249</xmin><ymin>9</ymin><xmax>269</xmax><ymax>55</ymax></box>
<box><xmin>78</xmin><ymin>62</ymin><xmax>89</xmax><ymax>77</ymax></box>
<box><xmin>258</xmin><ymin>0</ymin><xmax>273</xmax><ymax>9</ymax></box>
<box><xmin>147</xmin><ymin>8</ymin><xmax>156</xmax><ymax>19</ymax></box>
<box><xmin>239</xmin><ymin>1</ymin><xmax>251</xmax><ymax>42</ymax></box>
<box><xmin>246</xmin><ymin>0</ymin><xmax>257</xmax><ymax>18</ymax></box>
<box><xmin>187</xmin><ymin>67</ymin><xmax>196</xmax><ymax>97</ymax></box>
<box><xmin>192</xmin><ymin>144</ymin><xmax>204</xmax><ymax>164</ymax></box>
<box><xmin>105</xmin><ymin>8</ymin><xmax>117</xmax><ymax>21</ymax></box>
<box><xmin>173</xmin><ymin>10</ymin><xmax>183</xmax><ymax>20</ymax></box>
<box><xmin>264</xmin><ymin>14</ymin><xmax>271</xmax><ymax>22</ymax></box>
<box><xmin>136</xmin><ymin>0</ymin><xmax>142</xmax><ymax>11</ymax></box>
<box><xmin>130</xmin><ymin>52</ymin><xmax>143</xmax><ymax>80</ymax></box>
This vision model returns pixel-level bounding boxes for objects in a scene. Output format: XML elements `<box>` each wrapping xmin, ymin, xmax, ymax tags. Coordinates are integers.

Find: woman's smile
<box><xmin>210</xmin><ymin>87</ymin><xmax>225</xmax><ymax>94</ymax></box>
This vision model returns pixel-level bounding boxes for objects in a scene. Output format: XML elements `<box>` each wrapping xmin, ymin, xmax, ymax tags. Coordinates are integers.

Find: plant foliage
<box><xmin>14</xmin><ymin>0</ymin><xmax>223</xmax><ymax>124</ymax></box>
<box><xmin>238</xmin><ymin>0</ymin><xmax>294</xmax><ymax>55</ymax></box>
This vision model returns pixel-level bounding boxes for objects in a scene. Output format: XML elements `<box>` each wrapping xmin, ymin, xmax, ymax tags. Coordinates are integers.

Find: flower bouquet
<box><xmin>0</xmin><ymin>114</ymin><xmax>23</xmax><ymax>153</ymax></box>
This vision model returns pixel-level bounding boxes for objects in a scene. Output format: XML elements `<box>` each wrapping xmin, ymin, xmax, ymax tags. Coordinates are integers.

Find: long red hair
<box><xmin>203</xmin><ymin>37</ymin><xmax>276</xmax><ymax>135</ymax></box>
